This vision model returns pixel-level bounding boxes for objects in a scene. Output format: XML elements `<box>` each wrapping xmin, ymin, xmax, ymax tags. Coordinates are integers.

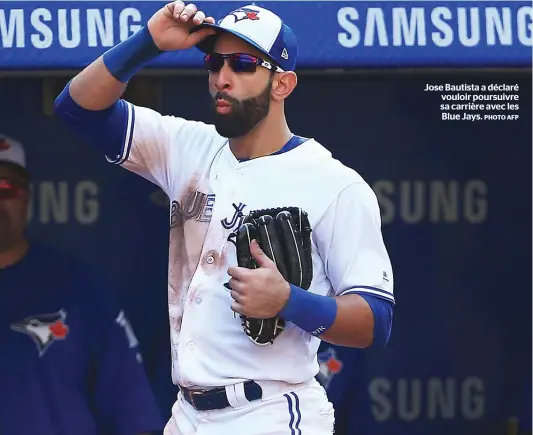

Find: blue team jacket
<box><xmin>0</xmin><ymin>242</ymin><xmax>164</xmax><ymax>435</ymax></box>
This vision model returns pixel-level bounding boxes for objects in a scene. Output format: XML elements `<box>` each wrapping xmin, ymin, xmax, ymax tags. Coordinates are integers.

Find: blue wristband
<box><xmin>102</xmin><ymin>26</ymin><xmax>162</xmax><ymax>83</ymax></box>
<box><xmin>279</xmin><ymin>285</ymin><xmax>338</xmax><ymax>336</ymax></box>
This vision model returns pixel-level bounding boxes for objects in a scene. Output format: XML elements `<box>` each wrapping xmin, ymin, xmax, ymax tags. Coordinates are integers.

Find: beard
<box><xmin>212</xmin><ymin>78</ymin><xmax>273</xmax><ymax>139</ymax></box>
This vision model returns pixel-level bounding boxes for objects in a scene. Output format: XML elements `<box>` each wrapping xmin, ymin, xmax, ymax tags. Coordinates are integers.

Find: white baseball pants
<box><xmin>163</xmin><ymin>378</ymin><xmax>335</xmax><ymax>435</ymax></box>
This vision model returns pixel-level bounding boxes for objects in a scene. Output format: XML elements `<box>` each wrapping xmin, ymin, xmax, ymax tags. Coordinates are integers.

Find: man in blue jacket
<box><xmin>0</xmin><ymin>134</ymin><xmax>164</xmax><ymax>435</ymax></box>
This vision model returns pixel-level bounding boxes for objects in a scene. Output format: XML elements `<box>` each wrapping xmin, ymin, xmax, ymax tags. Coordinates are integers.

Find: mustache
<box><xmin>213</xmin><ymin>92</ymin><xmax>240</xmax><ymax>107</ymax></box>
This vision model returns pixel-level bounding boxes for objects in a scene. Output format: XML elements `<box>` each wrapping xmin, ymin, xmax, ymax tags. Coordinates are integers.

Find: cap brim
<box><xmin>191</xmin><ymin>23</ymin><xmax>277</xmax><ymax>65</ymax></box>
<box><xmin>0</xmin><ymin>161</ymin><xmax>30</xmax><ymax>181</ymax></box>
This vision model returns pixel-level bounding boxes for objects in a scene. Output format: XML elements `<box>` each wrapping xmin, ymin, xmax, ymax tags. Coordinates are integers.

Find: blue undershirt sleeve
<box><xmin>54</xmin><ymin>82</ymin><xmax>132</xmax><ymax>163</ymax></box>
<box><xmin>358</xmin><ymin>294</ymin><xmax>394</xmax><ymax>347</ymax></box>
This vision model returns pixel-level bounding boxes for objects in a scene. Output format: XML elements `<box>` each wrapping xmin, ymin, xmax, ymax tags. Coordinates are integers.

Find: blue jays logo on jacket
<box><xmin>230</xmin><ymin>7</ymin><xmax>261</xmax><ymax>23</ymax></box>
<box><xmin>10</xmin><ymin>310</ymin><xmax>69</xmax><ymax>356</ymax></box>
<box><xmin>317</xmin><ymin>347</ymin><xmax>343</xmax><ymax>390</ymax></box>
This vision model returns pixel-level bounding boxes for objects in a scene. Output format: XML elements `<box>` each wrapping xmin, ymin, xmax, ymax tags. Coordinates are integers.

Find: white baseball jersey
<box><xmin>106</xmin><ymin>102</ymin><xmax>395</xmax><ymax>389</ymax></box>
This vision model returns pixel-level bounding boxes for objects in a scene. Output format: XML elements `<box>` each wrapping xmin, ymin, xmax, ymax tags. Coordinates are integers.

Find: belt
<box><xmin>180</xmin><ymin>381</ymin><xmax>263</xmax><ymax>411</ymax></box>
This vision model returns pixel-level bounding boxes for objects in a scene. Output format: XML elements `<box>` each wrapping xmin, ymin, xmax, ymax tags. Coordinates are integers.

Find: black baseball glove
<box><xmin>231</xmin><ymin>207</ymin><xmax>313</xmax><ymax>345</ymax></box>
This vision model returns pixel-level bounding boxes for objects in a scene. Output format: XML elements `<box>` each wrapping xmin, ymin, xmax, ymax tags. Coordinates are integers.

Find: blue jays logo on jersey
<box><xmin>10</xmin><ymin>310</ymin><xmax>69</xmax><ymax>356</ymax></box>
<box><xmin>221</xmin><ymin>202</ymin><xmax>247</xmax><ymax>230</ymax></box>
<box><xmin>229</xmin><ymin>7</ymin><xmax>261</xmax><ymax>23</ymax></box>
<box><xmin>317</xmin><ymin>347</ymin><xmax>343</xmax><ymax>390</ymax></box>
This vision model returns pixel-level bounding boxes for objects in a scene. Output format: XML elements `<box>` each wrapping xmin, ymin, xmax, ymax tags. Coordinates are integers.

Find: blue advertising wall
<box><xmin>0</xmin><ymin>71</ymin><xmax>530</xmax><ymax>434</ymax></box>
<box><xmin>0</xmin><ymin>0</ymin><xmax>531</xmax><ymax>69</ymax></box>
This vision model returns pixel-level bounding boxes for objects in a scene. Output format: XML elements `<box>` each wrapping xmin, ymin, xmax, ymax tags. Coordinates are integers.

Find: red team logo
<box><xmin>49</xmin><ymin>319</ymin><xmax>69</xmax><ymax>339</ymax></box>
<box><xmin>10</xmin><ymin>310</ymin><xmax>70</xmax><ymax>356</ymax></box>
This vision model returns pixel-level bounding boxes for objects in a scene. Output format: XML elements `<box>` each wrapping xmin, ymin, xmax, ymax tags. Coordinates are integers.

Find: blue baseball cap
<box><xmin>192</xmin><ymin>5</ymin><xmax>298</xmax><ymax>72</ymax></box>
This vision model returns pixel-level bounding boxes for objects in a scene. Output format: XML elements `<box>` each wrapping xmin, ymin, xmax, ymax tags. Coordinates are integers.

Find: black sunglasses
<box><xmin>204</xmin><ymin>53</ymin><xmax>284</xmax><ymax>73</ymax></box>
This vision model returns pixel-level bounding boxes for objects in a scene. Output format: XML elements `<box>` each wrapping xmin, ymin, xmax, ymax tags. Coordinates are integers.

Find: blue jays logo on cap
<box><xmin>193</xmin><ymin>4</ymin><xmax>298</xmax><ymax>72</ymax></box>
<box><xmin>230</xmin><ymin>7</ymin><xmax>261</xmax><ymax>23</ymax></box>
<box><xmin>11</xmin><ymin>310</ymin><xmax>69</xmax><ymax>356</ymax></box>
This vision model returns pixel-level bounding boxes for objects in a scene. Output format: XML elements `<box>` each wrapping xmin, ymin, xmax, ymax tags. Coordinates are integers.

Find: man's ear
<box><xmin>271</xmin><ymin>72</ymin><xmax>298</xmax><ymax>101</ymax></box>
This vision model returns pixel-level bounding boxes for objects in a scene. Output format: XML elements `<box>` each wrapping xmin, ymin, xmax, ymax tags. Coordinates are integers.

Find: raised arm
<box><xmin>67</xmin><ymin>1</ymin><xmax>215</xmax><ymax>110</ymax></box>
<box><xmin>53</xmin><ymin>2</ymin><xmax>218</xmax><ymax>192</ymax></box>
<box><xmin>68</xmin><ymin>57</ymin><xmax>128</xmax><ymax>111</ymax></box>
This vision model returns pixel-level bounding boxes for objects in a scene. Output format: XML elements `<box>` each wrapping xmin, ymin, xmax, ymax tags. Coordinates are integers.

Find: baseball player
<box><xmin>0</xmin><ymin>136</ymin><xmax>164</xmax><ymax>434</ymax></box>
<box><xmin>54</xmin><ymin>3</ymin><xmax>395</xmax><ymax>434</ymax></box>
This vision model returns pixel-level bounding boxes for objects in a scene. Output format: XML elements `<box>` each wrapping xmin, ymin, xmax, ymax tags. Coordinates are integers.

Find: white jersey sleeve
<box><xmin>105</xmin><ymin>101</ymin><xmax>221</xmax><ymax>195</ymax></box>
<box><xmin>314</xmin><ymin>181</ymin><xmax>395</xmax><ymax>304</ymax></box>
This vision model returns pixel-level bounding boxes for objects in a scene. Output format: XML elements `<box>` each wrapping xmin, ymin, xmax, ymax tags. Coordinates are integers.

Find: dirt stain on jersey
<box><xmin>168</xmin><ymin>177</ymin><xmax>212</xmax><ymax>332</ymax></box>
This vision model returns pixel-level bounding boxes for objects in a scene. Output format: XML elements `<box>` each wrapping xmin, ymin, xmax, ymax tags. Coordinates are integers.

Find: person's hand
<box><xmin>227</xmin><ymin>240</ymin><xmax>291</xmax><ymax>319</ymax></box>
<box><xmin>147</xmin><ymin>1</ymin><xmax>216</xmax><ymax>51</ymax></box>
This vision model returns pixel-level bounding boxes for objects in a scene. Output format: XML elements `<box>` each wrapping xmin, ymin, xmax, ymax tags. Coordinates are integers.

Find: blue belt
<box><xmin>180</xmin><ymin>381</ymin><xmax>263</xmax><ymax>411</ymax></box>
